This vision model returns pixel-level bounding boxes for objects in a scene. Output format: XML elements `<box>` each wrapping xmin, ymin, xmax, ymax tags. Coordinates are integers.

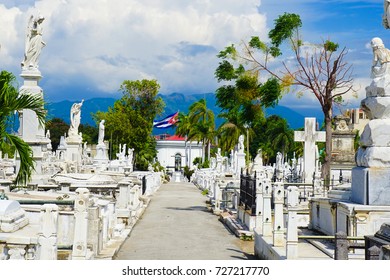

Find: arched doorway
<box><xmin>174</xmin><ymin>153</ymin><xmax>182</xmax><ymax>171</ymax></box>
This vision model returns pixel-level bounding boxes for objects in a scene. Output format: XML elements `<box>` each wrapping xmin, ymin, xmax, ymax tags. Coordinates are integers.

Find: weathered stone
<box><xmin>356</xmin><ymin>146</ymin><xmax>390</xmax><ymax>167</ymax></box>
<box><xmin>360</xmin><ymin>119</ymin><xmax>390</xmax><ymax>146</ymax></box>
<box><xmin>361</xmin><ymin>96</ymin><xmax>390</xmax><ymax>119</ymax></box>
<box><xmin>365</xmin><ymin>73</ymin><xmax>390</xmax><ymax>98</ymax></box>
<box><xmin>351</xmin><ymin>167</ymin><xmax>390</xmax><ymax>205</ymax></box>
<box><xmin>0</xmin><ymin>200</ymin><xmax>29</xmax><ymax>233</ymax></box>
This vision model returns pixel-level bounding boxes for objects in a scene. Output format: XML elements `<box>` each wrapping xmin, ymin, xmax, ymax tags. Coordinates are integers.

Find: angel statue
<box><xmin>21</xmin><ymin>15</ymin><xmax>46</xmax><ymax>69</ymax></box>
<box><xmin>69</xmin><ymin>100</ymin><xmax>84</xmax><ymax>136</ymax></box>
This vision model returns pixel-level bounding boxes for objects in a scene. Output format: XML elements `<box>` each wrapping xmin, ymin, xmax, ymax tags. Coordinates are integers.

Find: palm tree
<box><xmin>175</xmin><ymin>112</ymin><xmax>192</xmax><ymax>166</ymax></box>
<box><xmin>188</xmin><ymin>99</ymin><xmax>215</xmax><ymax>162</ymax></box>
<box><xmin>175</xmin><ymin>112</ymin><xmax>191</xmax><ymax>138</ymax></box>
<box><xmin>265</xmin><ymin>115</ymin><xmax>294</xmax><ymax>161</ymax></box>
<box><xmin>217</xmin><ymin>110</ymin><xmax>246</xmax><ymax>154</ymax></box>
<box><xmin>0</xmin><ymin>70</ymin><xmax>45</xmax><ymax>185</ymax></box>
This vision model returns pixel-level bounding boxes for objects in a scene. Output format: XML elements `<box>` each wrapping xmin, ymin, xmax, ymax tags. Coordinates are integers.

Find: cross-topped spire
<box><xmin>294</xmin><ymin>118</ymin><xmax>326</xmax><ymax>182</ymax></box>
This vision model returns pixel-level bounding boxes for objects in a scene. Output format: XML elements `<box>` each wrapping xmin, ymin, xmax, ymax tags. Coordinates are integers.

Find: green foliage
<box><xmin>324</xmin><ymin>40</ymin><xmax>339</xmax><ymax>52</ymax></box>
<box><xmin>250</xmin><ymin>115</ymin><xmax>298</xmax><ymax>164</ymax></box>
<box><xmin>215</xmin><ymin>60</ymin><xmax>237</xmax><ymax>82</ymax></box>
<box><xmin>249</xmin><ymin>36</ymin><xmax>268</xmax><ymax>52</ymax></box>
<box><xmin>193</xmin><ymin>157</ymin><xmax>202</xmax><ymax>166</ymax></box>
<box><xmin>79</xmin><ymin>123</ymin><xmax>98</xmax><ymax>144</ymax></box>
<box><xmin>183</xmin><ymin>165</ymin><xmax>194</xmax><ymax>181</ymax></box>
<box><xmin>177</xmin><ymin>99</ymin><xmax>216</xmax><ymax>163</ymax></box>
<box><xmin>268</xmin><ymin>13</ymin><xmax>302</xmax><ymax>49</ymax></box>
<box><xmin>217</xmin><ymin>44</ymin><xmax>237</xmax><ymax>59</ymax></box>
<box><xmin>259</xmin><ymin>78</ymin><xmax>282</xmax><ymax>108</ymax></box>
<box><xmin>354</xmin><ymin>131</ymin><xmax>360</xmax><ymax>151</ymax></box>
<box><xmin>0</xmin><ymin>70</ymin><xmax>46</xmax><ymax>185</ymax></box>
<box><xmin>45</xmin><ymin>118</ymin><xmax>68</xmax><ymax>151</ymax></box>
<box><xmin>152</xmin><ymin>161</ymin><xmax>165</xmax><ymax>172</ymax></box>
<box><xmin>94</xmin><ymin>79</ymin><xmax>164</xmax><ymax>170</ymax></box>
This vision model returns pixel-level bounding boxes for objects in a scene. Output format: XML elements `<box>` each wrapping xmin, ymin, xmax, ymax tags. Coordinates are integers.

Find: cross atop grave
<box><xmin>294</xmin><ymin>118</ymin><xmax>326</xmax><ymax>183</ymax></box>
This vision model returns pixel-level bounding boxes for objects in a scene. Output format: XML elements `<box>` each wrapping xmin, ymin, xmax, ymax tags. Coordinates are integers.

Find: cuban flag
<box><xmin>153</xmin><ymin>112</ymin><xmax>179</xmax><ymax>129</ymax></box>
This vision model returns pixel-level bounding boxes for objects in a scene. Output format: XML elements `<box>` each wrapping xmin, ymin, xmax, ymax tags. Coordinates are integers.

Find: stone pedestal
<box><xmin>94</xmin><ymin>143</ymin><xmax>109</xmax><ymax>166</ymax></box>
<box><xmin>17</xmin><ymin>69</ymin><xmax>50</xmax><ymax>177</ymax></box>
<box><xmin>236</xmin><ymin>153</ymin><xmax>246</xmax><ymax>174</ymax></box>
<box><xmin>351</xmin><ymin>167</ymin><xmax>390</xmax><ymax>205</ymax></box>
<box><xmin>65</xmin><ymin>136</ymin><xmax>82</xmax><ymax>164</ymax></box>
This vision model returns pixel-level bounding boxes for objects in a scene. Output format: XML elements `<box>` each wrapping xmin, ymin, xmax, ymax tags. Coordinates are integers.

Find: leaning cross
<box><xmin>294</xmin><ymin>118</ymin><xmax>326</xmax><ymax>183</ymax></box>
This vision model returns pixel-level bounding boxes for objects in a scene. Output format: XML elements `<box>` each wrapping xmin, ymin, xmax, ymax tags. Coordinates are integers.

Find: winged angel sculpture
<box><xmin>21</xmin><ymin>15</ymin><xmax>46</xmax><ymax>69</ymax></box>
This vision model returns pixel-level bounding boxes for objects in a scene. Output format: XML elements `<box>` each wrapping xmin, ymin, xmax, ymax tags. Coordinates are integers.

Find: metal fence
<box><xmin>239</xmin><ymin>171</ymin><xmax>256</xmax><ymax>215</ymax></box>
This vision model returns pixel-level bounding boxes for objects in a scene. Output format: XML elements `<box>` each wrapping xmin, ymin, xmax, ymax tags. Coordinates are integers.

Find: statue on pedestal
<box><xmin>69</xmin><ymin>100</ymin><xmax>84</xmax><ymax>137</ymax></box>
<box><xmin>238</xmin><ymin>135</ymin><xmax>244</xmax><ymax>153</ymax></box>
<box><xmin>98</xmin><ymin>120</ymin><xmax>105</xmax><ymax>145</ymax></box>
<box><xmin>21</xmin><ymin>15</ymin><xmax>46</xmax><ymax>69</ymax></box>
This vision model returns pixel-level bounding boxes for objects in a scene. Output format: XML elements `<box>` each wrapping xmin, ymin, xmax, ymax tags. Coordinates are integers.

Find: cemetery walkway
<box><xmin>114</xmin><ymin>182</ymin><xmax>253</xmax><ymax>260</ymax></box>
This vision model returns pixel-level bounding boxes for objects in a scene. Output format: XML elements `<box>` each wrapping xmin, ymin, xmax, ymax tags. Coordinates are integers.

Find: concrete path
<box><xmin>115</xmin><ymin>182</ymin><xmax>251</xmax><ymax>260</ymax></box>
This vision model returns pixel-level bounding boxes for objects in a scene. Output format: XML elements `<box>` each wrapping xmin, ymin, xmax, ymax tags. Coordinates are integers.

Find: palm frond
<box><xmin>4</xmin><ymin>133</ymin><xmax>34</xmax><ymax>185</ymax></box>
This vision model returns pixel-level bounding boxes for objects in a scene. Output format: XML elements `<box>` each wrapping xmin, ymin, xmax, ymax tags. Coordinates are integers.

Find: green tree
<box><xmin>175</xmin><ymin>112</ymin><xmax>191</xmax><ymax>139</ymax></box>
<box><xmin>265</xmin><ymin>115</ymin><xmax>294</xmax><ymax>160</ymax></box>
<box><xmin>45</xmin><ymin>118</ymin><xmax>68</xmax><ymax>151</ymax></box>
<box><xmin>215</xmin><ymin>43</ymin><xmax>283</xmax><ymax>159</ymax></box>
<box><xmin>228</xmin><ymin>13</ymin><xmax>356</xmax><ymax>179</ymax></box>
<box><xmin>79</xmin><ymin>123</ymin><xmax>98</xmax><ymax>144</ymax></box>
<box><xmin>95</xmin><ymin>79</ymin><xmax>164</xmax><ymax>170</ymax></box>
<box><xmin>0</xmin><ymin>70</ymin><xmax>45</xmax><ymax>185</ymax></box>
<box><xmin>187</xmin><ymin>99</ymin><xmax>215</xmax><ymax>162</ymax></box>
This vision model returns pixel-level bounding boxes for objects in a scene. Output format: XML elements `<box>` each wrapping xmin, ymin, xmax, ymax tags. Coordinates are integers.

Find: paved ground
<box><xmin>115</xmin><ymin>182</ymin><xmax>253</xmax><ymax>260</ymax></box>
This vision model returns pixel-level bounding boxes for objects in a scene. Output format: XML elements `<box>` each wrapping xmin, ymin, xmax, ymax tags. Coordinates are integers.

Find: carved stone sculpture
<box><xmin>98</xmin><ymin>120</ymin><xmax>105</xmax><ymax>145</ymax></box>
<box><xmin>68</xmin><ymin>100</ymin><xmax>84</xmax><ymax>137</ymax></box>
<box><xmin>21</xmin><ymin>15</ymin><xmax>46</xmax><ymax>70</ymax></box>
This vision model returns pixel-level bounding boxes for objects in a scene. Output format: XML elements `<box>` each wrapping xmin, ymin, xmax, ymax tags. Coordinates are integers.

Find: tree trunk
<box><xmin>202</xmin><ymin>140</ymin><xmax>205</xmax><ymax>163</ymax></box>
<box><xmin>323</xmin><ymin>112</ymin><xmax>333</xmax><ymax>186</ymax></box>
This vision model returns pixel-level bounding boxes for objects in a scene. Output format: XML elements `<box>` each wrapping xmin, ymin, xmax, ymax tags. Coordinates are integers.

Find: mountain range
<box><xmin>46</xmin><ymin>92</ymin><xmax>324</xmax><ymax>130</ymax></box>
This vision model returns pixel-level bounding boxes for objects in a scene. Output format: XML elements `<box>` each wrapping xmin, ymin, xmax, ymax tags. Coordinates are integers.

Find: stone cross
<box><xmin>294</xmin><ymin>118</ymin><xmax>325</xmax><ymax>183</ymax></box>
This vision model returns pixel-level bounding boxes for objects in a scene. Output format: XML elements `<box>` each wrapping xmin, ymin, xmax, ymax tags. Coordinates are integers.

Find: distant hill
<box><xmin>46</xmin><ymin>92</ymin><xmax>323</xmax><ymax>130</ymax></box>
<box><xmin>46</xmin><ymin>97</ymin><xmax>117</xmax><ymax>126</ymax></box>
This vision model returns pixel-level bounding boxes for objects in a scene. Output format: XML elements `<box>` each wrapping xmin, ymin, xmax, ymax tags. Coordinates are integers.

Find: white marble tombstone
<box><xmin>37</xmin><ymin>204</ymin><xmax>58</xmax><ymax>260</ymax></box>
<box><xmin>294</xmin><ymin>118</ymin><xmax>326</xmax><ymax>183</ymax></box>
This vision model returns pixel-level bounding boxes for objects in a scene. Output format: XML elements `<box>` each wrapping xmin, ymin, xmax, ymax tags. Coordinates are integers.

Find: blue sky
<box><xmin>0</xmin><ymin>0</ymin><xmax>387</xmax><ymax>111</ymax></box>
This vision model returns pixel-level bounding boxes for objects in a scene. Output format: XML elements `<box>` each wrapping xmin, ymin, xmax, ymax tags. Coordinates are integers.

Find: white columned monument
<box><xmin>352</xmin><ymin>37</ymin><xmax>390</xmax><ymax>205</ymax></box>
<box><xmin>294</xmin><ymin>118</ymin><xmax>326</xmax><ymax>183</ymax></box>
<box><xmin>18</xmin><ymin>14</ymin><xmax>50</xmax><ymax>178</ymax></box>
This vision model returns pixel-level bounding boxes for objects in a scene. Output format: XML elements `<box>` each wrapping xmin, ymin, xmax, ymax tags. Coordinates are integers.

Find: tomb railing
<box><xmin>239</xmin><ymin>171</ymin><xmax>256</xmax><ymax>215</ymax></box>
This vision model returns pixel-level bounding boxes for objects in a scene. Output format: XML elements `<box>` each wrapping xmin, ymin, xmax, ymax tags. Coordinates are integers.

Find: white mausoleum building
<box><xmin>156</xmin><ymin>135</ymin><xmax>203</xmax><ymax>171</ymax></box>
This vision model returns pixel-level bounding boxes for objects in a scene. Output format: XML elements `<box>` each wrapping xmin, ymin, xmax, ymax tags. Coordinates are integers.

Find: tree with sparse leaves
<box><xmin>218</xmin><ymin>13</ymin><xmax>356</xmax><ymax>180</ymax></box>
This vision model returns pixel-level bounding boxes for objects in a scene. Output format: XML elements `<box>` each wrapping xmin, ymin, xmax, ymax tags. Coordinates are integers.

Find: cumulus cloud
<box><xmin>1</xmin><ymin>0</ymin><xmax>267</xmax><ymax>100</ymax></box>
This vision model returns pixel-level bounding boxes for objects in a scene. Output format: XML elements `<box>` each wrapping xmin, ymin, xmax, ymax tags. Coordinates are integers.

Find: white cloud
<box><xmin>1</xmin><ymin>0</ymin><xmax>266</xmax><ymax>100</ymax></box>
<box><xmin>0</xmin><ymin>0</ymin><xmax>382</xmax><ymax>116</ymax></box>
